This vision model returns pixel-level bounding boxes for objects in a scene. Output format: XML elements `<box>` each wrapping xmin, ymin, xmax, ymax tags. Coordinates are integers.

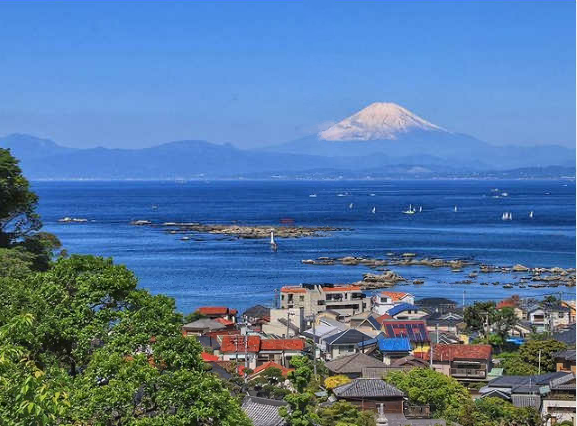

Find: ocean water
<box><xmin>34</xmin><ymin>180</ymin><xmax>576</xmax><ymax>315</ymax></box>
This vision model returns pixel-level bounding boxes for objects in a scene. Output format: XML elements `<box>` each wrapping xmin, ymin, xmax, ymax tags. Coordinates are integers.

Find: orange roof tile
<box><xmin>250</xmin><ymin>361</ymin><xmax>294</xmax><ymax>377</ymax></box>
<box><xmin>260</xmin><ymin>339</ymin><xmax>305</xmax><ymax>351</ymax></box>
<box><xmin>201</xmin><ymin>352</ymin><xmax>219</xmax><ymax>362</ymax></box>
<box><xmin>281</xmin><ymin>286</ymin><xmax>307</xmax><ymax>293</ymax></box>
<box><xmin>220</xmin><ymin>335</ymin><xmax>261</xmax><ymax>353</ymax></box>
<box><xmin>197</xmin><ymin>306</ymin><xmax>233</xmax><ymax>315</ymax></box>
<box><xmin>417</xmin><ymin>344</ymin><xmax>492</xmax><ymax>361</ymax></box>
<box><xmin>322</xmin><ymin>285</ymin><xmax>362</xmax><ymax>292</ymax></box>
<box><xmin>215</xmin><ymin>317</ymin><xmax>235</xmax><ymax>326</ymax></box>
<box><xmin>380</xmin><ymin>291</ymin><xmax>410</xmax><ymax>301</ymax></box>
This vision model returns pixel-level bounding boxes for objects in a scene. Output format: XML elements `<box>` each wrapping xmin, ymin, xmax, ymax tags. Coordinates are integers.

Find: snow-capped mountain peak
<box><xmin>318</xmin><ymin>102</ymin><xmax>446</xmax><ymax>141</ymax></box>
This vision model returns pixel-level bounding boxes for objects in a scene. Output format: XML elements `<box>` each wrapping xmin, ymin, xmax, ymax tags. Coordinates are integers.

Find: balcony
<box><xmin>450</xmin><ymin>368</ymin><xmax>486</xmax><ymax>379</ymax></box>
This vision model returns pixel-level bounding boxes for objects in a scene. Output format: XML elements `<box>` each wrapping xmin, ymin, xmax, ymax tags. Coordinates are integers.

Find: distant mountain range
<box><xmin>1</xmin><ymin>103</ymin><xmax>574</xmax><ymax>179</ymax></box>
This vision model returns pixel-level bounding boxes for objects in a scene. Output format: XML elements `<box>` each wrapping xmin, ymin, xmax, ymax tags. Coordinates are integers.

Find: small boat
<box><xmin>529</xmin><ymin>211</ymin><xmax>534</xmax><ymax>219</ymax></box>
<box><xmin>413</xmin><ymin>279</ymin><xmax>424</xmax><ymax>285</ymax></box>
<box><xmin>151</xmin><ymin>205</ymin><xmax>158</xmax><ymax>210</ymax></box>
<box><xmin>180</xmin><ymin>236</ymin><xmax>190</xmax><ymax>241</ymax></box>
<box><xmin>309</xmin><ymin>194</ymin><xmax>317</xmax><ymax>198</ymax></box>
<box><xmin>403</xmin><ymin>204</ymin><xmax>416</xmax><ymax>215</ymax></box>
<box><xmin>349</xmin><ymin>203</ymin><xmax>354</xmax><ymax>209</ymax></box>
<box><xmin>503</xmin><ymin>284</ymin><xmax>513</xmax><ymax>289</ymax></box>
<box><xmin>501</xmin><ymin>192</ymin><xmax>509</xmax><ymax>197</ymax></box>
<box><xmin>371</xmin><ymin>207</ymin><xmax>376</xmax><ymax>214</ymax></box>
<box><xmin>369</xmin><ymin>193</ymin><xmax>376</xmax><ymax>197</ymax></box>
<box><xmin>454</xmin><ymin>206</ymin><xmax>458</xmax><ymax>212</ymax></box>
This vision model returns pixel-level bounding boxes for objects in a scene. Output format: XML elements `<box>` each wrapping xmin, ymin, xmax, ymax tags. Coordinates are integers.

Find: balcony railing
<box><xmin>450</xmin><ymin>368</ymin><xmax>486</xmax><ymax>378</ymax></box>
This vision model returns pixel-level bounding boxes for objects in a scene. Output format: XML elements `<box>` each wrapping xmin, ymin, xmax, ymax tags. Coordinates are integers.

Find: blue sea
<box><xmin>34</xmin><ymin>180</ymin><xmax>576</xmax><ymax>315</ymax></box>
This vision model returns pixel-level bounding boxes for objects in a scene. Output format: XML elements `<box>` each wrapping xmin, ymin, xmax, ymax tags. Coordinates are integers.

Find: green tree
<box><xmin>473</xmin><ymin>397</ymin><xmax>541</xmax><ymax>426</ymax></box>
<box><xmin>464</xmin><ymin>302</ymin><xmax>495</xmax><ymax>337</ymax></box>
<box><xmin>0</xmin><ymin>149</ymin><xmax>41</xmax><ymax>248</ymax></box>
<box><xmin>280</xmin><ymin>392</ymin><xmax>319</xmax><ymax>426</ymax></box>
<box><xmin>518</xmin><ymin>339</ymin><xmax>567</xmax><ymax>373</ymax></box>
<box><xmin>497</xmin><ymin>352</ymin><xmax>538</xmax><ymax>376</ymax></box>
<box><xmin>0</xmin><ymin>255</ymin><xmax>251</xmax><ymax>425</ymax></box>
<box><xmin>318</xmin><ymin>401</ymin><xmax>376</xmax><ymax>426</ymax></box>
<box><xmin>386</xmin><ymin>368</ymin><xmax>474</xmax><ymax>424</ymax></box>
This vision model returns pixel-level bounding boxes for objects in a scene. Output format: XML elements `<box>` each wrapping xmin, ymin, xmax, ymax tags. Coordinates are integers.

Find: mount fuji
<box><xmin>268</xmin><ymin>102</ymin><xmax>574</xmax><ymax>170</ymax></box>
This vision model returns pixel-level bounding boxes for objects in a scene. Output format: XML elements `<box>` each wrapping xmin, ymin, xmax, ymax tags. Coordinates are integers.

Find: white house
<box><xmin>373</xmin><ymin>291</ymin><xmax>414</xmax><ymax>315</ymax></box>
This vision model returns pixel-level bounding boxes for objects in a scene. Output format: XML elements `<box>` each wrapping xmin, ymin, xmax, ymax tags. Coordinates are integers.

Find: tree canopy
<box><xmin>0</xmin><ymin>255</ymin><xmax>251</xmax><ymax>425</ymax></box>
<box><xmin>0</xmin><ymin>148</ymin><xmax>41</xmax><ymax>247</ymax></box>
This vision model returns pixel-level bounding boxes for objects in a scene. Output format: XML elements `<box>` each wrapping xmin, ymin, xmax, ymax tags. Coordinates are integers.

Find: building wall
<box><xmin>261</xmin><ymin>308</ymin><xmax>303</xmax><ymax>337</ymax></box>
<box><xmin>542</xmin><ymin>399</ymin><xmax>576</xmax><ymax>426</ymax></box>
<box><xmin>343</xmin><ymin>398</ymin><xmax>404</xmax><ymax>413</ymax></box>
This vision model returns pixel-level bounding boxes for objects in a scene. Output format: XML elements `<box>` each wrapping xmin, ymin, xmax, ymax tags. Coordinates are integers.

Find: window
<box><xmin>299</xmin><ymin>296</ymin><xmax>304</xmax><ymax>301</ymax></box>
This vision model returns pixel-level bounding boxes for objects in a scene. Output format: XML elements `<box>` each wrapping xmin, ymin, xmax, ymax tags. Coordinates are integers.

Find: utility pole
<box><xmin>312</xmin><ymin>312</ymin><xmax>317</xmax><ymax>376</ymax></box>
<box><xmin>286</xmin><ymin>310</ymin><xmax>291</xmax><ymax>338</ymax></box>
<box><xmin>462</xmin><ymin>290</ymin><xmax>466</xmax><ymax>308</ymax></box>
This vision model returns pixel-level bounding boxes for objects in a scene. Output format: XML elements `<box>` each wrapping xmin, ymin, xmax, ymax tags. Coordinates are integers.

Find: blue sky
<box><xmin>0</xmin><ymin>0</ymin><xmax>574</xmax><ymax>149</ymax></box>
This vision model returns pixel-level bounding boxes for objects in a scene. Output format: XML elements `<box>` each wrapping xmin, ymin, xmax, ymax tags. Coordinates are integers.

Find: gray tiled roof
<box><xmin>487</xmin><ymin>371</ymin><xmax>571</xmax><ymax>388</ymax></box>
<box><xmin>241</xmin><ymin>396</ymin><xmax>287</xmax><ymax>426</ymax></box>
<box><xmin>326</xmin><ymin>352</ymin><xmax>384</xmax><ymax>374</ymax></box>
<box><xmin>324</xmin><ymin>328</ymin><xmax>372</xmax><ymax>345</ymax></box>
<box><xmin>333</xmin><ymin>378</ymin><xmax>404</xmax><ymax>398</ymax></box>
<box><xmin>553</xmin><ymin>349</ymin><xmax>576</xmax><ymax>361</ymax></box>
<box><xmin>182</xmin><ymin>318</ymin><xmax>225</xmax><ymax>331</ymax></box>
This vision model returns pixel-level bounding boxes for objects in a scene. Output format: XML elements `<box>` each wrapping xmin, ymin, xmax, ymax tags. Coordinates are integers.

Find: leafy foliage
<box><xmin>473</xmin><ymin>397</ymin><xmax>541</xmax><ymax>426</ymax></box>
<box><xmin>323</xmin><ymin>375</ymin><xmax>351</xmax><ymax>390</ymax></box>
<box><xmin>0</xmin><ymin>255</ymin><xmax>251</xmax><ymax>425</ymax></box>
<box><xmin>0</xmin><ymin>148</ymin><xmax>41</xmax><ymax>247</ymax></box>
<box><xmin>386</xmin><ymin>368</ymin><xmax>473</xmax><ymax>423</ymax></box>
<box><xmin>317</xmin><ymin>401</ymin><xmax>376</xmax><ymax>426</ymax></box>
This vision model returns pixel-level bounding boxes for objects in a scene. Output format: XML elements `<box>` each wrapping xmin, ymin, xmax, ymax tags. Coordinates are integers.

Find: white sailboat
<box><xmin>349</xmin><ymin>203</ymin><xmax>354</xmax><ymax>209</ymax></box>
<box><xmin>403</xmin><ymin>204</ymin><xmax>416</xmax><ymax>215</ymax></box>
<box><xmin>309</xmin><ymin>194</ymin><xmax>317</xmax><ymax>198</ymax></box>
<box><xmin>529</xmin><ymin>211</ymin><xmax>534</xmax><ymax>219</ymax></box>
<box><xmin>501</xmin><ymin>212</ymin><xmax>512</xmax><ymax>221</ymax></box>
<box><xmin>454</xmin><ymin>206</ymin><xmax>458</xmax><ymax>212</ymax></box>
<box><xmin>371</xmin><ymin>207</ymin><xmax>376</xmax><ymax>214</ymax></box>
<box><xmin>419</xmin><ymin>206</ymin><xmax>423</xmax><ymax>213</ymax></box>
<box><xmin>270</xmin><ymin>231</ymin><xmax>278</xmax><ymax>251</ymax></box>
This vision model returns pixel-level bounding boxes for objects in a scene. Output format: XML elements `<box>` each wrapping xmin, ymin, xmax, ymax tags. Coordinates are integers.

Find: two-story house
<box><xmin>280</xmin><ymin>283</ymin><xmax>371</xmax><ymax>317</ymax></box>
<box><xmin>373</xmin><ymin>291</ymin><xmax>414</xmax><ymax>315</ymax></box>
<box><xmin>418</xmin><ymin>344</ymin><xmax>492</xmax><ymax>381</ymax></box>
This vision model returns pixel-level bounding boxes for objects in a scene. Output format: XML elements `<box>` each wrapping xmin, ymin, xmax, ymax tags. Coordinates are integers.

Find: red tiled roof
<box><xmin>380</xmin><ymin>291</ymin><xmax>410</xmax><ymax>301</ymax></box>
<box><xmin>281</xmin><ymin>286</ymin><xmax>307</xmax><ymax>294</ymax></box>
<box><xmin>417</xmin><ymin>344</ymin><xmax>492</xmax><ymax>361</ymax></box>
<box><xmin>496</xmin><ymin>300</ymin><xmax>517</xmax><ymax>309</ymax></box>
<box><xmin>201</xmin><ymin>352</ymin><xmax>219</xmax><ymax>362</ymax></box>
<box><xmin>260</xmin><ymin>339</ymin><xmax>305</xmax><ymax>351</ymax></box>
<box><xmin>376</xmin><ymin>314</ymin><xmax>393</xmax><ymax>321</ymax></box>
<box><xmin>220</xmin><ymin>335</ymin><xmax>261</xmax><ymax>353</ymax></box>
<box><xmin>322</xmin><ymin>285</ymin><xmax>361</xmax><ymax>292</ymax></box>
<box><xmin>197</xmin><ymin>306</ymin><xmax>233</xmax><ymax>315</ymax></box>
<box><xmin>250</xmin><ymin>361</ymin><xmax>294</xmax><ymax>377</ymax></box>
<box><xmin>215</xmin><ymin>318</ymin><xmax>235</xmax><ymax>326</ymax></box>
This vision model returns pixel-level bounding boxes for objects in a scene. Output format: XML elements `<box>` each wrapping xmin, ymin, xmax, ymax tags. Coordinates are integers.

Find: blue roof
<box><xmin>378</xmin><ymin>337</ymin><xmax>412</xmax><ymax>352</ymax></box>
<box><xmin>387</xmin><ymin>303</ymin><xmax>419</xmax><ymax>316</ymax></box>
